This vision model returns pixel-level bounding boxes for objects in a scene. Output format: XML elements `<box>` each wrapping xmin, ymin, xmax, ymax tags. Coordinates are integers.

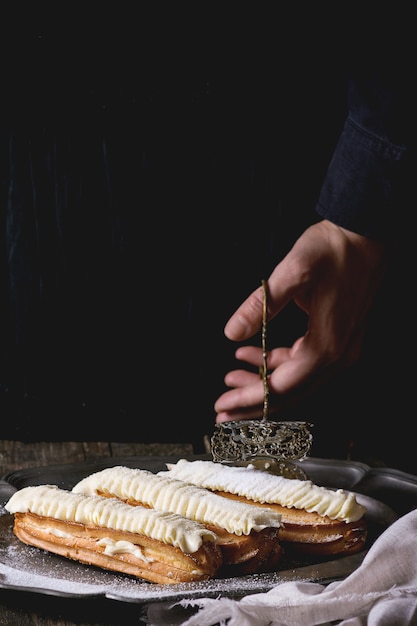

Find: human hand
<box><xmin>214</xmin><ymin>219</ymin><xmax>388</xmax><ymax>423</ymax></box>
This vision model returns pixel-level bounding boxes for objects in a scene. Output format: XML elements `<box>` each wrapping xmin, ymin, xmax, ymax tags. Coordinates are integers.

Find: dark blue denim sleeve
<box><xmin>315</xmin><ymin>116</ymin><xmax>407</xmax><ymax>241</ymax></box>
<box><xmin>316</xmin><ymin>42</ymin><xmax>415</xmax><ymax>242</ymax></box>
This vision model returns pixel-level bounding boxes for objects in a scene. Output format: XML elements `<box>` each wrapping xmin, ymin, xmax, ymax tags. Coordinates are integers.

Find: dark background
<box><xmin>0</xmin><ymin>12</ymin><xmax>414</xmax><ymax>473</ymax></box>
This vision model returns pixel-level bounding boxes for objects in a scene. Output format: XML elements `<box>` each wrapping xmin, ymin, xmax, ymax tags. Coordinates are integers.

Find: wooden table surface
<box><xmin>0</xmin><ymin>440</ymin><xmax>195</xmax><ymax>626</ymax></box>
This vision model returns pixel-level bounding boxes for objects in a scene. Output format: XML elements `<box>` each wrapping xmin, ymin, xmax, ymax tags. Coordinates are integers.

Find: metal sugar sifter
<box><xmin>211</xmin><ymin>280</ymin><xmax>313</xmax><ymax>478</ymax></box>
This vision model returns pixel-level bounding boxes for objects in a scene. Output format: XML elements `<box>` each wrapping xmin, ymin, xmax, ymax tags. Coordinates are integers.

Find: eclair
<box><xmin>162</xmin><ymin>459</ymin><xmax>368</xmax><ymax>557</ymax></box>
<box><xmin>73</xmin><ymin>465</ymin><xmax>284</xmax><ymax>574</ymax></box>
<box><xmin>5</xmin><ymin>484</ymin><xmax>223</xmax><ymax>584</ymax></box>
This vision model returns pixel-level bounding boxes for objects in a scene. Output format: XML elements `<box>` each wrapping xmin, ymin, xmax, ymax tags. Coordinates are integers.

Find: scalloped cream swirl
<box><xmin>5</xmin><ymin>484</ymin><xmax>217</xmax><ymax>553</ymax></box>
<box><xmin>162</xmin><ymin>459</ymin><xmax>367</xmax><ymax>523</ymax></box>
<box><xmin>73</xmin><ymin>465</ymin><xmax>282</xmax><ymax>535</ymax></box>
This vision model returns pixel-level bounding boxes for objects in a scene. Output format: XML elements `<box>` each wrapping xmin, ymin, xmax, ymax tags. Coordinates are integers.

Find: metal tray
<box><xmin>0</xmin><ymin>456</ymin><xmax>406</xmax><ymax>604</ymax></box>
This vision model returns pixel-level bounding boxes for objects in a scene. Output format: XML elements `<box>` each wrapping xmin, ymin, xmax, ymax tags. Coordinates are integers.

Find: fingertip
<box><xmin>215</xmin><ymin>412</ymin><xmax>228</xmax><ymax>424</ymax></box>
<box><xmin>224</xmin><ymin>315</ymin><xmax>250</xmax><ymax>340</ymax></box>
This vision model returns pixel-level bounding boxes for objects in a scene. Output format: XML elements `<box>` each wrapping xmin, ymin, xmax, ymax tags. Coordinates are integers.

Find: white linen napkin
<box><xmin>143</xmin><ymin>509</ymin><xmax>417</xmax><ymax>626</ymax></box>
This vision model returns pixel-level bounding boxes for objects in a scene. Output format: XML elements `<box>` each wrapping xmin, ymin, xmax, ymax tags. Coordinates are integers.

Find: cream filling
<box><xmin>40</xmin><ymin>526</ymin><xmax>153</xmax><ymax>562</ymax></box>
<box><xmin>48</xmin><ymin>527</ymin><xmax>73</xmax><ymax>539</ymax></box>
<box><xmin>97</xmin><ymin>537</ymin><xmax>153</xmax><ymax>562</ymax></box>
